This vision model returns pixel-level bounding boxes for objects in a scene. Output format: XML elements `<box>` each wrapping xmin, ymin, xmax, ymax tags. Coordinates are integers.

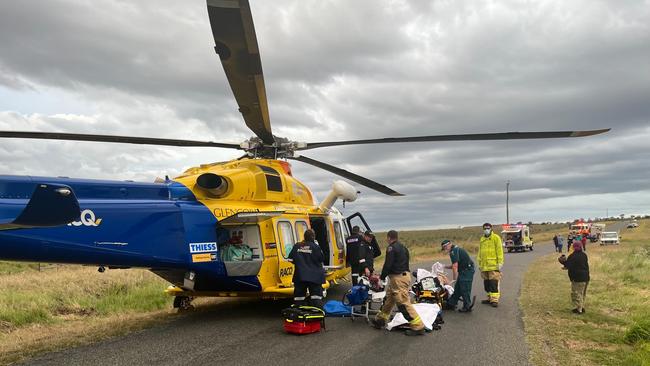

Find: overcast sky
<box><xmin>1</xmin><ymin>0</ymin><xmax>649</xmax><ymax>230</ymax></box>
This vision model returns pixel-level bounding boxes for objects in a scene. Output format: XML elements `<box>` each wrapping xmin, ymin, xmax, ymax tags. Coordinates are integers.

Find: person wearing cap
<box><xmin>477</xmin><ymin>223</ymin><xmax>504</xmax><ymax>307</ymax></box>
<box><xmin>362</xmin><ymin>230</ymin><xmax>381</xmax><ymax>275</ymax></box>
<box><xmin>441</xmin><ymin>239</ymin><xmax>476</xmax><ymax>312</ymax></box>
<box><xmin>364</xmin><ymin>230</ymin><xmax>381</xmax><ymax>257</ymax></box>
<box><xmin>559</xmin><ymin>242</ymin><xmax>590</xmax><ymax>314</ymax></box>
<box><xmin>371</xmin><ymin>230</ymin><xmax>425</xmax><ymax>336</ymax></box>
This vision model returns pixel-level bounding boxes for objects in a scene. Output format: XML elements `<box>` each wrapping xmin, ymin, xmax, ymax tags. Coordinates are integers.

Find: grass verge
<box><xmin>0</xmin><ymin>261</ymin><xmax>40</xmax><ymax>275</ymax></box>
<box><xmin>0</xmin><ymin>266</ymin><xmax>174</xmax><ymax>365</ymax></box>
<box><xmin>521</xmin><ymin>220</ymin><xmax>650</xmax><ymax>366</ymax></box>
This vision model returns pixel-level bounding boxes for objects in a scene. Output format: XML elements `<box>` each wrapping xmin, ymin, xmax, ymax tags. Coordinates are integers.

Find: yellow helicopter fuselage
<box><xmin>168</xmin><ymin>158</ymin><xmax>352</xmax><ymax>299</ymax></box>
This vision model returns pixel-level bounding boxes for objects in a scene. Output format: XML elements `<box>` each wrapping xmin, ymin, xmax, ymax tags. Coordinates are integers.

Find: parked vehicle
<box><xmin>627</xmin><ymin>221</ymin><xmax>639</xmax><ymax>228</ymax></box>
<box><xmin>570</xmin><ymin>221</ymin><xmax>605</xmax><ymax>242</ymax></box>
<box><xmin>600</xmin><ymin>231</ymin><xmax>620</xmax><ymax>245</ymax></box>
<box><xmin>501</xmin><ymin>224</ymin><xmax>534</xmax><ymax>252</ymax></box>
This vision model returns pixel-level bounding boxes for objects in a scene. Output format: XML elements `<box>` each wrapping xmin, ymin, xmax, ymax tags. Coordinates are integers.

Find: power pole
<box><xmin>506</xmin><ymin>180</ymin><xmax>510</xmax><ymax>224</ymax></box>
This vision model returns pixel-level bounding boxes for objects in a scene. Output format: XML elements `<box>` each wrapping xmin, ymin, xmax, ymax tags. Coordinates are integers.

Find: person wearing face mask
<box><xmin>477</xmin><ymin>223</ymin><xmax>504</xmax><ymax>307</ymax></box>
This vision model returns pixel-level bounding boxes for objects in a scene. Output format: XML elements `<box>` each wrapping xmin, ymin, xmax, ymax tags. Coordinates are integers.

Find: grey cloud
<box><xmin>1</xmin><ymin>0</ymin><xmax>649</xmax><ymax>230</ymax></box>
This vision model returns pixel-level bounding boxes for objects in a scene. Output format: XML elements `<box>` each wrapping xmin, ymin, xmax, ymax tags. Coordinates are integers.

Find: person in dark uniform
<box><xmin>371</xmin><ymin>230</ymin><xmax>425</xmax><ymax>336</ymax></box>
<box><xmin>288</xmin><ymin>229</ymin><xmax>325</xmax><ymax>309</ymax></box>
<box><xmin>363</xmin><ymin>230</ymin><xmax>381</xmax><ymax>274</ymax></box>
<box><xmin>346</xmin><ymin>226</ymin><xmax>365</xmax><ymax>285</ymax></box>
<box><xmin>441</xmin><ymin>239</ymin><xmax>476</xmax><ymax>313</ymax></box>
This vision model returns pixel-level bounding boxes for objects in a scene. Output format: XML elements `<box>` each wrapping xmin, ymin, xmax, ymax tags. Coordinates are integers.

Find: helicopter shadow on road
<box><xmin>171</xmin><ymin>281</ymin><xmax>347</xmax><ymax>319</ymax></box>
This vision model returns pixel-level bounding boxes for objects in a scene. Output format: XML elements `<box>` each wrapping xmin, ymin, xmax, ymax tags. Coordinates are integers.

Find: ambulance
<box><xmin>501</xmin><ymin>224</ymin><xmax>534</xmax><ymax>252</ymax></box>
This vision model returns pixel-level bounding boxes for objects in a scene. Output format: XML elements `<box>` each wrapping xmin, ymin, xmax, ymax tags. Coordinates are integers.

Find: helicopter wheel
<box><xmin>173</xmin><ymin>296</ymin><xmax>195</xmax><ymax>311</ymax></box>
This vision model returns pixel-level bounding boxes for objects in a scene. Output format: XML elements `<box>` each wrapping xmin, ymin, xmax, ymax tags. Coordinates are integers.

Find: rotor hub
<box><xmin>240</xmin><ymin>136</ymin><xmax>306</xmax><ymax>159</ymax></box>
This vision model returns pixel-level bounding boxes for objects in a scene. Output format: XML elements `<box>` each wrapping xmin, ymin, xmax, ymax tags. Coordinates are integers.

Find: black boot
<box><xmin>405</xmin><ymin>328</ymin><xmax>425</xmax><ymax>336</ymax></box>
<box><xmin>467</xmin><ymin>296</ymin><xmax>477</xmax><ymax>310</ymax></box>
<box><xmin>371</xmin><ymin>318</ymin><xmax>386</xmax><ymax>329</ymax></box>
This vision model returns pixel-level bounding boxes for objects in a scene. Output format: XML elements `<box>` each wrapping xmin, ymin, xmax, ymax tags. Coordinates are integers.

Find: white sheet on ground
<box><xmin>386</xmin><ymin>303</ymin><xmax>441</xmax><ymax>331</ymax></box>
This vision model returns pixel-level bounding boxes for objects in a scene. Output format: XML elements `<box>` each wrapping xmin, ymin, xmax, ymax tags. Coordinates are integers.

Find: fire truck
<box><xmin>501</xmin><ymin>224</ymin><xmax>534</xmax><ymax>252</ymax></box>
<box><xmin>570</xmin><ymin>221</ymin><xmax>605</xmax><ymax>242</ymax></box>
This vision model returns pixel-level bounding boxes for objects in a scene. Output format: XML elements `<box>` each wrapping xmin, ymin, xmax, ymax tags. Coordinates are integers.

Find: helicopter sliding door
<box><xmin>275</xmin><ymin>217</ymin><xmax>312</xmax><ymax>287</ymax></box>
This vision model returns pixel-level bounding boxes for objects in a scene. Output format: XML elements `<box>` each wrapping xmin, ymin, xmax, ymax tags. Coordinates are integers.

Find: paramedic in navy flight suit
<box><xmin>346</xmin><ymin>226</ymin><xmax>366</xmax><ymax>285</ymax></box>
<box><xmin>288</xmin><ymin>229</ymin><xmax>325</xmax><ymax>309</ymax></box>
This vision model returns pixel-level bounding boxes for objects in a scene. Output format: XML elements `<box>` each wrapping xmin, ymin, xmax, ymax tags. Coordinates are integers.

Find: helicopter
<box><xmin>0</xmin><ymin>0</ymin><xmax>609</xmax><ymax>310</ymax></box>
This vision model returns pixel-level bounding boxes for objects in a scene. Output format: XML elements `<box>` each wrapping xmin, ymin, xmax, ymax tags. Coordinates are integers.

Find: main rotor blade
<box><xmin>207</xmin><ymin>0</ymin><xmax>274</xmax><ymax>145</ymax></box>
<box><xmin>299</xmin><ymin>129</ymin><xmax>611</xmax><ymax>150</ymax></box>
<box><xmin>288</xmin><ymin>155</ymin><xmax>404</xmax><ymax>197</ymax></box>
<box><xmin>0</xmin><ymin>131</ymin><xmax>242</xmax><ymax>149</ymax></box>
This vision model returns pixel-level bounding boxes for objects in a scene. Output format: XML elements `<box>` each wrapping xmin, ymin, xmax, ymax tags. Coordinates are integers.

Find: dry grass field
<box><xmin>521</xmin><ymin>220</ymin><xmax>650</xmax><ymax>365</ymax></box>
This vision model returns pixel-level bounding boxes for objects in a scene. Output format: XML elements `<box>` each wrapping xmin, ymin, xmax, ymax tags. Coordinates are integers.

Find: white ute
<box><xmin>599</xmin><ymin>231</ymin><xmax>620</xmax><ymax>245</ymax></box>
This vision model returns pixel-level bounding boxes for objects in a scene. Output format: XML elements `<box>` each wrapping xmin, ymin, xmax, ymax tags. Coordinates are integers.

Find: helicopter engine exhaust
<box><xmin>196</xmin><ymin>173</ymin><xmax>229</xmax><ymax>197</ymax></box>
<box><xmin>319</xmin><ymin>180</ymin><xmax>358</xmax><ymax>211</ymax></box>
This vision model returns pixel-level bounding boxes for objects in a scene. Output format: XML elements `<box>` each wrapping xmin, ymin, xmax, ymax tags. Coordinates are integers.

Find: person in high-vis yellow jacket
<box><xmin>477</xmin><ymin>223</ymin><xmax>504</xmax><ymax>307</ymax></box>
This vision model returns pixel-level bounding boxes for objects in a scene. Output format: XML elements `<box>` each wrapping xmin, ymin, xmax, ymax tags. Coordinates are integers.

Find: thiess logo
<box><xmin>189</xmin><ymin>242</ymin><xmax>218</xmax><ymax>253</ymax></box>
<box><xmin>68</xmin><ymin>209</ymin><xmax>103</xmax><ymax>227</ymax></box>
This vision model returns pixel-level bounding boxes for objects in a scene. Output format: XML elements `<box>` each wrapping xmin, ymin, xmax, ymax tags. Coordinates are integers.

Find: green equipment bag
<box><xmin>221</xmin><ymin>244</ymin><xmax>253</xmax><ymax>261</ymax></box>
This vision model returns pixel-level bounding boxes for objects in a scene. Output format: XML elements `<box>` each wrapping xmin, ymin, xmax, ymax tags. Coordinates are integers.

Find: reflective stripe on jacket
<box><xmin>477</xmin><ymin>232</ymin><xmax>504</xmax><ymax>271</ymax></box>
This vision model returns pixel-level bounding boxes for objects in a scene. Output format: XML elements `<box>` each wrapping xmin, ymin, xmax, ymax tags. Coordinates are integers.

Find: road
<box><xmin>26</xmin><ymin>242</ymin><xmax>557</xmax><ymax>366</ymax></box>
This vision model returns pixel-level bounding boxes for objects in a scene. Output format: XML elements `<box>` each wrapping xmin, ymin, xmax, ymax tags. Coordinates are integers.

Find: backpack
<box><xmin>343</xmin><ymin>285</ymin><xmax>369</xmax><ymax>306</ymax></box>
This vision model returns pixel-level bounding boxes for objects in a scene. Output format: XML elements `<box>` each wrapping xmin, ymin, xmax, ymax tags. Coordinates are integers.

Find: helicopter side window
<box><xmin>295</xmin><ymin>221</ymin><xmax>309</xmax><ymax>242</ymax></box>
<box><xmin>343</xmin><ymin>221</ymin><xmax>350</xmax><ymax>239</ymax></box>
<box><xmin>333</xmin><ymin>221</ymin><xmax>345</xmax><ymax>250</ymax></box>
<box><xmin>277</xmin><ymin>221</ymin><xmax>295</xmax><ymax>259</ymax></box>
